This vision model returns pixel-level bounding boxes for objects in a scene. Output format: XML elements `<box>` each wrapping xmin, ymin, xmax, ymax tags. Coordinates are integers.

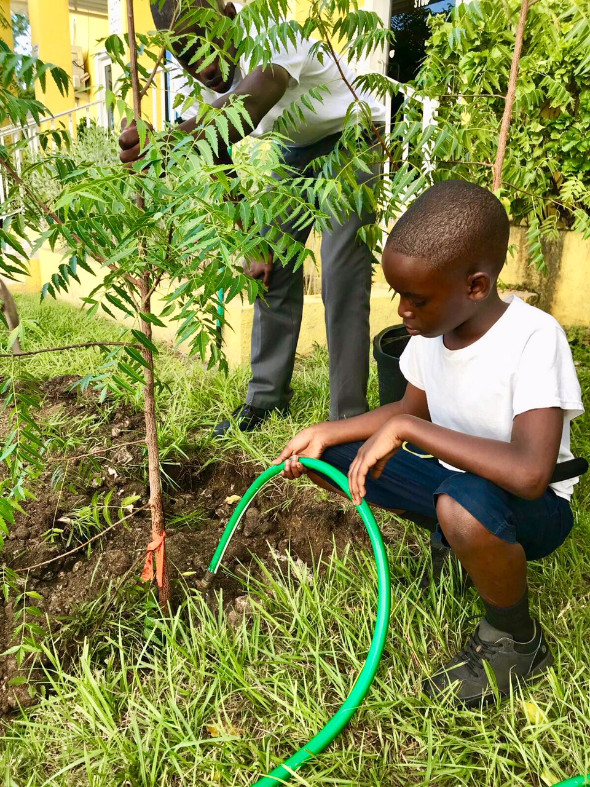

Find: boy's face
<box><xmin>382</xmin><ymin>249</ymin><xmax>481</xmax><ymax>339</ymax></box>
<box><xmin>173</xmin><ymin>1</ymin><xmax>237</xmax><ymax>92</ymax></box>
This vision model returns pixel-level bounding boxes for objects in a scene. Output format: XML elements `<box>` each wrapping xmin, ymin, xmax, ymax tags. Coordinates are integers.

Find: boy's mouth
<box><xmin>403</xmin><ymin>323</ymin><xmax>421</xmax><ymax>336</ymax></box>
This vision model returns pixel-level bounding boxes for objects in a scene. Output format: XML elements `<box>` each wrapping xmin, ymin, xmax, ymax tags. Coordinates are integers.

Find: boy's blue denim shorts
<box><xmin>319</xmin><ymin>442</ymin><xmax>574</xmax><ymax>561</ymax></box>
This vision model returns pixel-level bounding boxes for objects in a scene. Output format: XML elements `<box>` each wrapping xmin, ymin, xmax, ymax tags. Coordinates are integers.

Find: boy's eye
<box><xmin>412</xmin><ymin>300</ymin><xmax>427</xmax><ymax>308</ymax></box>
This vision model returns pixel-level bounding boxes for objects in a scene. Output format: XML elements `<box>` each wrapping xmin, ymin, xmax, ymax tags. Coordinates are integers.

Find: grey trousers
<box><xmin>246</xmin><ymin>133</ymin><xmax>379</xmax><ymax>420</ymax></box>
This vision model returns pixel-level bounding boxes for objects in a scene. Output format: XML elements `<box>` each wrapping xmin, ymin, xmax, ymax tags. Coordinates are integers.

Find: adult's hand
<box><xmin>243</xmin><ymin>256</ymin><xmax>273</xmax><ymax>289</ymax></box>
<box><xmin>119</xmin><ymin>118</ymin><xmax>152</xmax><ymax>166</ymax></box>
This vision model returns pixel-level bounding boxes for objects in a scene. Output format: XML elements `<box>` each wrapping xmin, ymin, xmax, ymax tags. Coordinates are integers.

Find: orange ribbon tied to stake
<box><xmin>141</xmin><ymin>531</ymin><xmax>166</xmax><ymax>588</ymax></box>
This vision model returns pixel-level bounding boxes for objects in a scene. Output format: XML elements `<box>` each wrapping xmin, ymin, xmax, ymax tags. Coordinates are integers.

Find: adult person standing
<box><xmin>119</xmin><ymin>0</ymin><xmax>387</xmax><ymax>434</ymax></box>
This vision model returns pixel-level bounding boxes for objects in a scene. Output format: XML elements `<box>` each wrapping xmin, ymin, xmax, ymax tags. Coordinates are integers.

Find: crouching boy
<box><xmin>275</xmin><ymin>180</ymin><xmax>584</xmax><ymax>705</ymax></box>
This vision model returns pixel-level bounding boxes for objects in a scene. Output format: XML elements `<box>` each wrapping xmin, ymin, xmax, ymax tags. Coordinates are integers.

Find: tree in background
<box><xmin>405</xmin><ymin>0</ymin><xmax>590</xmax><ymax>265</ymax></box>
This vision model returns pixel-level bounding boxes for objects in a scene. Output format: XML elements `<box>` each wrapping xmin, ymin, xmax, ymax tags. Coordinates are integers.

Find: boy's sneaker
<box><xmin>425</xmin><ymin>619</ymin><xmax>553</xmax><ymax>707</ymax></box>
<box><xmin>213</xmin><ymin>403</ymin><xmax>288</xmax><ymax>438</ymax></box>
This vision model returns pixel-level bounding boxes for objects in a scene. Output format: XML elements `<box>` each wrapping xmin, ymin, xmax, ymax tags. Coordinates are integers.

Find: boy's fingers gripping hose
<box><xmin>207</xmin><ymin>458</ymin><xmax>391</xmax><ymax>787</ymax></box>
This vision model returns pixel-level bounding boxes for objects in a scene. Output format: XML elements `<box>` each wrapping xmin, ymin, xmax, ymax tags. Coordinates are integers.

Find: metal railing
<box><xmin>0</xmin><ymin>100</ymin><xmax>106</xmax><ymax>210</ymax></box>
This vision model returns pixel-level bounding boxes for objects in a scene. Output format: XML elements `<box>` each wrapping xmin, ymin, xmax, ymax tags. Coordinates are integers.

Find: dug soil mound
<box><xmin>0</xmin><ymin>376</ymin><xmax>376</xmax><ymax>716</ymax></box>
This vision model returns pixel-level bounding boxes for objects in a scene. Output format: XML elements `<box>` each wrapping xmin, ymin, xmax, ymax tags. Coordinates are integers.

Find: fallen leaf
<box><xmin>206</xmin><ymin>722</ymin><xmax>242</xmax><ymax>738</ymax></box>
<box><xmin>540</xmin><ymin>769</ymin><xmax>559</xmax><ymax>786</ymax></box>
<box><xmin>522</xmin><ymin>700</ymin><xmax>548</xmax><ymax>725</ymax></box>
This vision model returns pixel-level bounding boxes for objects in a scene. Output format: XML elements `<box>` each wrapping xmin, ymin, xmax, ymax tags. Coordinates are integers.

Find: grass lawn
<box><xmin>0</xmin><ymin>296</ymin><xmax>589</xmax><ymax>786</ymax></box>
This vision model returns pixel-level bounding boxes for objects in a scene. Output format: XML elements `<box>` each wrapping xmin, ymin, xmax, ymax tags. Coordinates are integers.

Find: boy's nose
<box><xmin>398</xmin><ymin>299</ymin><xmax>413</xmax><ymax>319</ymax></box>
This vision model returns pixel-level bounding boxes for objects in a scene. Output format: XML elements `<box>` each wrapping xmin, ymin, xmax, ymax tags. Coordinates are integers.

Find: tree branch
<box><xmin>46</xmin><ymin>438</ymin><xmax>146</xmax><ymax>463</ymax></box>
<box><xmin>0</xmin><ymin>156</ymin><xmax>142</xmax><ymax>289</ymax></box>
<box><xmin>316</xmin><ymin>18</ymin><xmax>396</xmax><ymax>168</ymax></box>
<box><xmin>139</xmin><ymin>46</ymin><xmax>166</xmax><ymax>101</ymax></box>
<box><xmin>0</xmin><ymin>341</ymin><xmax>139</xmax><ymax>358</ymax></box>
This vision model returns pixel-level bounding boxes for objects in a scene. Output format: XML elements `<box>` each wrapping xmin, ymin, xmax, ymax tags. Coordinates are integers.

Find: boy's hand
<box><xmin>274</xmin><ymin>424</ymin><xmax>330</xmax><ymax>479</ymax></box>
<box><xmin>348</xmin><ymin>416</ymin><xmax>407</xmax><ymax>505</ymax></box>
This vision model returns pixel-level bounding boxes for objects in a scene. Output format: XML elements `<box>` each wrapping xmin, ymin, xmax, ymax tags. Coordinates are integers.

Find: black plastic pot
<box><xmin>373</xmin><ymin>325</ymin><xmax>410</xmax><ymax>406</ymax></box>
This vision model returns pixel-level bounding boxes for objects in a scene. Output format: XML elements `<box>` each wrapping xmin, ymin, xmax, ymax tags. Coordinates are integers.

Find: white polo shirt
<box><xmin>171</xmin><ymin>5</ymin><xmax>387</xmax><ymax>146</ymax></box>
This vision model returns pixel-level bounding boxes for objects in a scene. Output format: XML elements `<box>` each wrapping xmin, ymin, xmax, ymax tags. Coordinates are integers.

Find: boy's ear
<box><xmin>467</xmin><ymin>271</ymin><xmax>492</xmax><ymax>302</ymax></box>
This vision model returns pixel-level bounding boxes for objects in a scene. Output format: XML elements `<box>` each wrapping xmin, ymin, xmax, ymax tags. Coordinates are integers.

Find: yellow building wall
<box><xmin>10</xmin><ymin>225</ymin><xmax>588</xmax><ymax>369</ymax></box>
<box><xmin>28</xmin><ymin>0</ymin><xmax>74</xmax><ymax>116</ymax></box>
<box><xmin>0</xmin><ymin>0</ymin><xmax>13</xmax><ymax>49</ymax></box>
<box><xmin>70</xmin><ymin>11</ymin><xmax>111</xmax><ymax>105</ymax></box>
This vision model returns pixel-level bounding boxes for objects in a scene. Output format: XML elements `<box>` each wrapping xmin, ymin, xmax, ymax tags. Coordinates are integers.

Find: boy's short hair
<box><xmin>386</xmin><ymin>179</ymin><xmax>510</xmax><ymax>274</ymax></box>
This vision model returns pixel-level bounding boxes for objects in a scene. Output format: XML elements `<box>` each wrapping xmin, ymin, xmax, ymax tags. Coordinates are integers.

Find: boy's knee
<box><xmin>436</xmin><ymin>493</ymin><xmax>487</xmax><ymax>550</ymax></box>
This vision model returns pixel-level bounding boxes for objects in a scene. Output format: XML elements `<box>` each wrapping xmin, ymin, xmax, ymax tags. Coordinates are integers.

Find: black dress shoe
<box><xmin>213</xmin><ymin>403</ymin><xmax>288</xmax><ymax>438</ymax></box>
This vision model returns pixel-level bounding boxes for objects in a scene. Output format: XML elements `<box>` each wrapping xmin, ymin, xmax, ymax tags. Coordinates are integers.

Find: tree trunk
<box><xmin>492</xmin><ymin>0</ymin><xmax>531</xmax><ymax>191</ymax></box>
<box><xmin>126</xmin><ymin>0</ymin><xmax>170</xmax><ymax>612</ymax></box>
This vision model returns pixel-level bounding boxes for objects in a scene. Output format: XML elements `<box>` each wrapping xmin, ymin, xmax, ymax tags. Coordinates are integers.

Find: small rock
<box><xmin>72</xmin><ymin>561</ymin><xmax>84</xmax><ymax>573</ymax></box>
<box><xmin>111</xmin><ymin>426</ymin><xmax>122</xmax><ymax>438</ymax></box>
<box><xmin>112</xmin><ymin>448</ymin><xmax>134</xmax><ymax>465</ymax></box>
<box><xmin>13</xmin><ymin>525</ymin><xmax>31</xmax><ymax>540</ymax></box>
<box><xmin>227</xmin><ymin>595</ymin><xmax>253</xmax><ymax>628</ymax></box>
<box><xmin>227</xmin><ymin>609</ymin><xmax>242</xmax><ymax>628</ymax></box>
<box><xmin>234</xmin><ymin>595</ymin><xmax>253</xmax><ymax>615</ymax></box>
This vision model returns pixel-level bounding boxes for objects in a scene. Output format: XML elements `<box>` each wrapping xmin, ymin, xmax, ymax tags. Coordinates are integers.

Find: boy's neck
<box><xmin>443</xmin><ymin>288</ymin><xmax>509</xmax><ymax>351</ymax></box>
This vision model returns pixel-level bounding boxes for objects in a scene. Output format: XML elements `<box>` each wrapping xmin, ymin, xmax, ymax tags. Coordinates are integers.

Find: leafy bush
<box><xmin>23</xmin><ymin>125</ymin><xmax>120</xmax><ymax>204</ymax></box>
<box><xmin>406</xmin><ymin>0</ymin><xmax>590</xmax><ymax>264</ymax></box>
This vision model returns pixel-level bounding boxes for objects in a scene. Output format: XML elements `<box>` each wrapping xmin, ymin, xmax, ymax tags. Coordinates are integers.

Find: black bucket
<box><xmin>373</xmin><ymin>325</ymin><xmax>410</xmax><ymax>406</ymax></box>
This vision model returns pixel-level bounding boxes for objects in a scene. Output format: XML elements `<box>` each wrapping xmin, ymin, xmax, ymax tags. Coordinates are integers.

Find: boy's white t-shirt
<box><xmin>399</xmin><ymin>296</ymin><xmax>584</xmax><ymax>501</ymax></box>
<box><xmin>172</xmin><ymin>5</ymin><xmax>386</xmax><ymax>146</ymax></box>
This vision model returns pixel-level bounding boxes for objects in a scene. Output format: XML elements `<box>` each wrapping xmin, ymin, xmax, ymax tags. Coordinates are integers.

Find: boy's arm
<box><xmin>119</xmin><ymin>65</ymin><xmax>290</xmax><ymax>165</ymax></box>
<box><xmin>347</xmin><ymin>407</ymin><xmax>563</xmax><ymax>505</ymax></box>
<box><xmin>275</xmin><ymin>383</ymin><xmax>429</xmax><ymax>479</ymax></box>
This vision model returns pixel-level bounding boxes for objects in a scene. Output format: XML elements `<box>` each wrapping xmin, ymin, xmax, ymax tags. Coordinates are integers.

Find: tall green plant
<box><xmin>404</xmin><ymin>0</ymin><xmax>590</xmax><ymax>266</ymax></box>
<box><xmin>0</xmin><ymin>0</ymin><xmax>408</xmax><ymax>609</ymax></box>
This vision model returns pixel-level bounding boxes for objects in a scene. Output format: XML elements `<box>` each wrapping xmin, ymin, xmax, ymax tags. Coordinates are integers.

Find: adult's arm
<box><xmin>119</xmin><ymin>64</ymin><xmax>290</xmax><ymax>164</ymax></box>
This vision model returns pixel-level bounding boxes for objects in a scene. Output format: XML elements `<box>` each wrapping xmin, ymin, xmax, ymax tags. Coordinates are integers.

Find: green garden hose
<box><xmin>207</xmin><ymin>458</ymin><xmax>588</xmax><ymax>787</ymax></box>
<box><xmin>207</xmin><ymin>457</ymin><xmax>392</xmax><ymax>786</ymax></box>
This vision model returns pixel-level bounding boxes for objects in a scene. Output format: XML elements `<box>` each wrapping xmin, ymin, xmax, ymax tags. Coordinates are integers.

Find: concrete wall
<box><xmin>8</xmin><ymin>223</ymin><xmax>588</xmax><ymax>367</ymax></box>
<box><xmin>500</xmin><ymin>227</ymin><xmax>590</xmax><ymax>328</ymax></box>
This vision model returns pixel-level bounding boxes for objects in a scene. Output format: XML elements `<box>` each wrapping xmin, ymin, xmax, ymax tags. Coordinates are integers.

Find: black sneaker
<box><xmin>213</xmin><ymin>403</ymin><xmax>288</xmax><ymax>438</ymax></box>
<box><xmin>425</xmin><ymin>619</ymin><xmax>553</xmax><ymax>707</ymax></box>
